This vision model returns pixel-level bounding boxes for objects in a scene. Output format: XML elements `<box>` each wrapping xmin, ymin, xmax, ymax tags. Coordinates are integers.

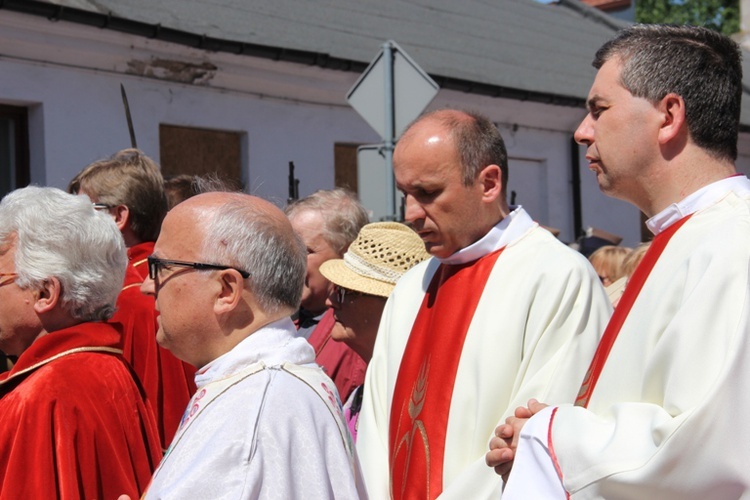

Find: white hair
<box><xmin>200</xmin><ymin>200</ymin><xmax>306</xmax><ymax>315</ymax></box>
<box><xmin>0</xmin><ymin>186</ymin><xmax>127</xmax><ymax>321</ymax></box>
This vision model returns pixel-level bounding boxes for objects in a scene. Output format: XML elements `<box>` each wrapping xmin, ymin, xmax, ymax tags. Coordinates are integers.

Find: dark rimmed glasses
<box><xmin>147</xmin><ymin>256</ymin><xmax>250</xmax><ymax>281</ymax></box>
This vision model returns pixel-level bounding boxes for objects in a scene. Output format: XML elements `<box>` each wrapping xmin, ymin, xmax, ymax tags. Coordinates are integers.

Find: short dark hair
<box><xmin>409</xmin><ymin>110</ymin><xmax>509</xmax><ymax>189</ymax></box>
<box><xmin>594</xmin><ymin>24</ymin><xmax>742</xmax><ymax>162</ymax></box>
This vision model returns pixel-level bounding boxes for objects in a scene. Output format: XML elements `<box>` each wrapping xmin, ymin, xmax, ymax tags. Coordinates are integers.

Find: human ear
<box><xmin>214</xmin><ymin>269</ymin><xmax>244</xmax><ymax>314</ymax></box>
<box><xmin>33</xmin><ymin>277</ymin><xmax>62</xmax><ymax>314</ymax></box>
<box><xmin>657</xmin><ymin>93</ymin><xmax>686</xmax><ymax>146</ymax></box>
<box><xmin>111</xmin><ymin>205</ymin><xmax>130</xmax><ymax>232</ymax></box>
<box><xmin>479</xmin><ymin>164</ymin><xmax>502</xmax><ymax>203</ymax></box>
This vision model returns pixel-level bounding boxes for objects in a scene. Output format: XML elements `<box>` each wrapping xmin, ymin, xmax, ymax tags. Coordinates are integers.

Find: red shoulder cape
<box><xmin>0</xmin><ymin>322</ymin><xmax>162</xmax><ymax>499</ymax></box>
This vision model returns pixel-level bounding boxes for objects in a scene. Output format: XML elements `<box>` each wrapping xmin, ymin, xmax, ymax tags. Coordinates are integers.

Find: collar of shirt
<box><xmin>194</xmin><ymin>316</ymin><xmax>315</xmax><ymax>389</ymax></box>
<box><xmin>646</xmin><ymin>175</ymin><xmax>750</xmax><ymax>236</ymax></box>
<box><xmin>438</xmin><ymin>206</ymin><xmax>536</xmax><ymax>265</ymax></box>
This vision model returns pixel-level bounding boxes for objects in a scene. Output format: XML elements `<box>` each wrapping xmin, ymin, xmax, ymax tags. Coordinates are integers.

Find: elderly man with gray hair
<box><xmin>140</xmin><ymin>191</ymin><xmax>364</xmax><ymax>498</ymax></box>
<box><xmin>0</xmin><ymin>186</ymin><xmax>162</xmax><ymax>498</ymax></box>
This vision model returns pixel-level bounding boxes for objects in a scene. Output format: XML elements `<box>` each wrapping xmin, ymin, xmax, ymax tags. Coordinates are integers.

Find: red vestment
<box><xmin>0</xmin><ymin>322</ymin><xmax>162</xmax><ymax>499</ymax></box>
<box><xmin>389</xmin><ymin>249</ymin><xmax>503</xmax><ymax>499</ymax></box>
<box><xmin>308</xmin><ymin>309</ymin><xmax>367</xmax><ymax>402</ymax></box>
<box><xmin>116</xmin><ymin>241</ymin><xmax>197</xmax><ymax>448</ymax></box>
<box><xmin>127</xmin><ymin>240</ymin><xmax>153</xmax><ymax>281</ymax></box>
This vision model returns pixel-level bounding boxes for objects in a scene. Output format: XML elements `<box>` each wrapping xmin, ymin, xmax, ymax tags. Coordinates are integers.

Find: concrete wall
<box><xmin>5</xmin><ymin>10</ymin><xmax>748</xmax><ymax>248</ymax></box>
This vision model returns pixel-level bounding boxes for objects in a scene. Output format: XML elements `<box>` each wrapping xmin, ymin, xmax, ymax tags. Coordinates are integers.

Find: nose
<box><xmin>574</xmin><ymin>113</ymin><xmax>594</xmax><ymax>146</ymax></box>
<box><xmin>140</xmin><ymin>274</ymin><xmax>156</xmax><ymax>297</ymax></box>
<box><xmin>325</xmin><ymin>288</ymin><xmax>338</xmax><ymax>309</ymax></box>
<box><xmin>403</xmin><ymin>194</ymin><xmax>425</xmax><ymax>223</ymax></box>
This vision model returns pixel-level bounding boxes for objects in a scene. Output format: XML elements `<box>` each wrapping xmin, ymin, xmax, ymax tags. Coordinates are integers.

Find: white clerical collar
<box><xmin>194</xmin><ymin>316</ymin><xmax>314</xmax><ymax>388</ymax></box>
<box><xmin>438</xmin><ymin>206</ymin><xmax>536</xmax><ymax>265</ymax></box>
<box><xmin>646</xmin><ymin>175</ymin><xmax>750</xmax><ymax>235</ymax></box>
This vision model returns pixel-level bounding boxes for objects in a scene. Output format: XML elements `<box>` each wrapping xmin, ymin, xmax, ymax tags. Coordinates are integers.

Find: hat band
<box><xmin>343</xmin><ymin>251</ymin><xmax>402</xmax><ymax>285</ymax></box>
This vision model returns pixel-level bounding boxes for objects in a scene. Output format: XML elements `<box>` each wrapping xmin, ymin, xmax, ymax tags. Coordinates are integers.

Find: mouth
<box><xmin>586</xmin><ymin>156</ymin><xmax>602</xmax><ymax>172</ymax></box>
<box><xmin>416</xmin><ymin>229</ymin><xmax>434</xmax><ymax>242</ymax></box>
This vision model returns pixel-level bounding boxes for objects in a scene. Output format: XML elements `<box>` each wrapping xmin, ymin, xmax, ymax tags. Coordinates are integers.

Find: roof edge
<box><xmin>2</xmin><ymin>0</ymin><xmax>586</xmax><ymax>109</ymax></box>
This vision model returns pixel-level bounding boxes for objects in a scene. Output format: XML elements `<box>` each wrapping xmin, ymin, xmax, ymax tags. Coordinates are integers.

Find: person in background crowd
<box><xmin>587</xmin><ymin>244</ymin><xmax>631</xmax><ymax>287</ymax></box>
<box><xmin>164</xmin><ymin>173</ymin><xmax>199</xmax><ymax>210</ymax></box>
<box><xmin>285</xmin><ymin>188</ymin><xmax>370</xmax><ymax>402</ymax></box>
<box><xmin>319</xmin><ymin>221</ymin><xmax>430</xmax><ymax>441</ymax></box>
<box><xmin>0</xmin><ymin>186</ymin><xmax>161</xmax><ymax>498</ymax></box>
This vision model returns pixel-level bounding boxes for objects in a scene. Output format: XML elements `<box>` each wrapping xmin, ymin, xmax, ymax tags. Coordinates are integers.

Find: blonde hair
<box><xmin>622</xmin><ymin>241</ymin><xmax>651</xmax><ymax>278</ymax></box>
<box><xmin>68</xmin><ymin>149</ymin><xmax>167</xmax><ymax>242</ymax></box>
<box><xmin>589</xmin><ymin>245</ymin><xmax>632</xmax><ymax>284</ymax></box>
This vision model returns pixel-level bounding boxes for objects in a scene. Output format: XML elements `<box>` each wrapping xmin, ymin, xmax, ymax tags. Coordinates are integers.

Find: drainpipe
<box><xmin>570</xmin><ymin>136</ymin><xmax>583</xmax><ymax>241</ymax></box>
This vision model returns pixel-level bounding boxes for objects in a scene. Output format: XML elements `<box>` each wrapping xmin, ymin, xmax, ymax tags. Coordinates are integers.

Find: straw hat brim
<box><xmin>320</xmin><ymin>259</ymin><xmax>394</xmax><ymax>298</ymax></box>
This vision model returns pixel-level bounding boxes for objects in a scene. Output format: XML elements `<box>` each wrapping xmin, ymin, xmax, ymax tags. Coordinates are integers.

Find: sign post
<box><xmin>347</xmin><ymin>40</ymin><xmax>439</xmax><ymax>220</ymax></box>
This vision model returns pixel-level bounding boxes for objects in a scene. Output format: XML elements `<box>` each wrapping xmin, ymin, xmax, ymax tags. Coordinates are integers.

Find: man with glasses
<box><xmin>69</xmin><ymin>148</ymin><xmax>195</xmax><ymax>449</ymax></box>
<box><xmin>140</xmin><ymin>191</ymin><xmax>363</xmax><ymax>498</ymax></box>
<box><xmin>0</xmin><ymin>186</ymin><xmax>161</xmax><ymax>498</ymax></box>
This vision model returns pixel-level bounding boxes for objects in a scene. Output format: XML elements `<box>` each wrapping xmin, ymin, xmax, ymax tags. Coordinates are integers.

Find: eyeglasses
<box><xmin>0</xmin><ymin>272</ymin><xmax>17</xmax><ymax>287</ymax></box>
<box><xmin>147</xmin><ymin>256</ymin><xmax>250</xmax><ymax>281</ymax></box>
<box><xmin>92</xmin><ymin>203</ymin><xmax>112</xmax><ymax>211</ymax></box>
<box><xmin>334</xmin><ymin>285</ymin><xmax>366</xmax><ymax>304</ymax></box>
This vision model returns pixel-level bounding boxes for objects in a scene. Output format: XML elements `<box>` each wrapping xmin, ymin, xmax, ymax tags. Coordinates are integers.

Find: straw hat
<box><xmin>319</xmin><ymin>222</ymin><xmax>431</xmax><ymax>298</ymax></box>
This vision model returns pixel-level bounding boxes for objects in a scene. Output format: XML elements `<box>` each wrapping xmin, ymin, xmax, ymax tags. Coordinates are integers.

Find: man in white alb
<box><xmin>488</xmin><ymin>24</ymin><xmax>750</xmax><ymax>499</ymax></box>
<box><xmin>141</xmin><ymin>191</ymin><xmax>364</xmax><ymax>498</ymax></box>
<box><xmin>356</xmin><ymin>109</ymin><xmax>611</xmax><ymax>499</ymax></box>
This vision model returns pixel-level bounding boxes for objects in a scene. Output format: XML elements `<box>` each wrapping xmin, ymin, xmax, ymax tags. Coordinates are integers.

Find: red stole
<box><xmin>389</xmin><ymin>248</ymin><xmax>504</xmax><ymax>499</ymax></box>
<box><xmin>575</xmin><ymin>214</ymin><xmax>692</xmax><ymax>407</ymax></box>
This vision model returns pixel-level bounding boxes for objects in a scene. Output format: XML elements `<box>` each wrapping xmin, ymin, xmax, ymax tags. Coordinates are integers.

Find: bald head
<box><xmin>401</xmin><ymin>109</ymin><xmax>509</xmax><ymax>190</ymax></box>
<box><xmin>160</xmin><ymin>191</ymin><xmax>306</xmax><ymax>318</ymax></box>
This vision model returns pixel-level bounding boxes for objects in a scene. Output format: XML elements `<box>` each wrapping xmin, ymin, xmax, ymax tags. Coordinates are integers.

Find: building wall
<box><xmin>7</xmin><ymin>10</ymin><xmax>749</xmax><ymax>248</ymax></box>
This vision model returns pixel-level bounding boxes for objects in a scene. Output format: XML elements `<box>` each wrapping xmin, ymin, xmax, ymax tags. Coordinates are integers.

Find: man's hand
<box><xmin>485</xmin><ymin>399</ymin><xmax>548</xmax><ymax>481</ymax></box>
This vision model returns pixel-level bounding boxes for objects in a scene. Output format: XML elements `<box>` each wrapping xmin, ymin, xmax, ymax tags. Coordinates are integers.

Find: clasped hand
<box><xmin>485</xmin><ymin>399</ymin><xmax>548</xmax><ymax>482</ymax></box>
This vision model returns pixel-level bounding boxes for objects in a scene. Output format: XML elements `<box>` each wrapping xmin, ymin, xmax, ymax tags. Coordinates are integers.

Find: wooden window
<box><xmin>159</xmin><ymin>124</ymin><xmax>243</xmax><ymax>189</ymax></box>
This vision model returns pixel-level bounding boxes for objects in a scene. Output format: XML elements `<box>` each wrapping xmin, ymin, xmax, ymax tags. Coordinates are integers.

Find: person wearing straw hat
<box><xmin>319</xmin><ymin>222</ymin><xmax>430</xmax><ymax>441</ymax></box>
<box><xmin>356</xmin><ymin>108</ymin><xmax>611</xmax><ymax>500</ymax></box>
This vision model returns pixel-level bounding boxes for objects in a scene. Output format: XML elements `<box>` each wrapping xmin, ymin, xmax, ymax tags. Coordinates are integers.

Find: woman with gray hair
<box><xmin>0</xmin><ymin>186</ymin><xmax>161</xmax><ymax>499</ymax></box>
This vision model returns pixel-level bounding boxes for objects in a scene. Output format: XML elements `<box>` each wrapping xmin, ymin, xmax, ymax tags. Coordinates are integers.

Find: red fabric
<box><xmin>128</xmin><ymin>241</ymin><xmax>153</xmax><ymax>281</ymax></box>
<box><xmin>308</xmin><ymin>309</ymin><xmax>367</xmax><ymax>402</ymax></box>
<box><xmin>389</xmin><ymin>248</ymin><xmax>504</xmax><ymax>500</ymax></box>
<box><xmin>575</xmin><ymin>214</ymin><xmax>693</xmax><ymax>407</ymax></box>
<box><xmin>113</xmin><ymin>243</ymin><xmax>197</xmax><ymax>449</ymax></box>
<box><xmin>0</xmin><ymin>322</ymin><xmax>162</xmax><ymax>499</ymax></box>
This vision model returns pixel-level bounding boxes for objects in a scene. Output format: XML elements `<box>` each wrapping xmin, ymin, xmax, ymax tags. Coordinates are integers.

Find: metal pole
<box><xmin>383</xmin><ymin>41</ymin><xmax>396</xmax><ymax>220</ymax></box>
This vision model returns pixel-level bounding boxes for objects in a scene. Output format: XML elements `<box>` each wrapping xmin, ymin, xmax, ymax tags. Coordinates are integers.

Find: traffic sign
<box><xmin>347</xmin><ymin>40</ymin><xmax>439</xmax><ymax>141</ymax></box>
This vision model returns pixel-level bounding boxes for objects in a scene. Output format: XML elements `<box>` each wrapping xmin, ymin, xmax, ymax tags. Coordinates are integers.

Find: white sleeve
<box><xmin>502</xmin><ymin>405</ymin><xmax>566</xmax><ymax>499</ymax></box>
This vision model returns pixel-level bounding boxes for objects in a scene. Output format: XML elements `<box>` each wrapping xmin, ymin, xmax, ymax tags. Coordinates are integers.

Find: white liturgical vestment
<box><xmin>357</xmin><ymin>207</ymin><xmax>611</xmax><ymax>499</ymax></box>
<box><xmin>505</xmin><ymin>176</ymin><xmax>750</xmax><ymax>499</ymax></box>
<box><xmin>144</xmin><ymin>317</ymin><xmax>365</xmax><ymax>499</ymax></box>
